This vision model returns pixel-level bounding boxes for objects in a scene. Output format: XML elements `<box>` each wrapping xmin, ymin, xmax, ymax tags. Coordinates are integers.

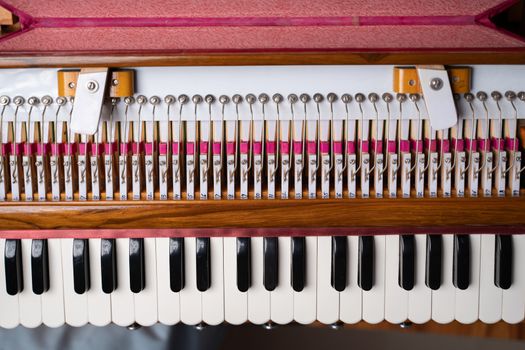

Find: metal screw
<box><xmin>56</xmin><ymin>96</ymin><xmax>67</xmax><ymax>106</ymax></box>
<box><xmin>86</xmin><ymin>80</ymin><xmax>98</xmax><ymax>93</ymax></box>
<box><xmin>0</xmin><ymin>96</ymin><xmax>10</xmax><ymax>105</ymax></box>
<box><xmin>477</xmin><ymin>91</ymin><xmax>488</xmax><ymax>101</ymax></box>
<box><xmin>355</xmin><ymin>93</ymin><xmax>365</xmax><ymax>103</ymax></box>
<box><xmin>68</xmin><ymin>82</ymin><xmax>76</xmax><ymax>89</ymax></box>
<box><xmin>205</xmin><ymin>94</ymin><xmax>215</xmax><ymax>104</ymax></box>
<box><xmin>408</xmin><ymin>79</ymin><xmax>416</xmax><ymax>87</ymax></box>
<box><xmin>164</xmin><ymin>95</ymin><xmax>176</xmax><ymax>105</ymax></box>
<box><xmin>341</xmin><ymin>93</ymin><xmax>352</xmax><ymax>104</ymax></box>
<box><xmin>396</xmin><ymin>93</ymin><xmax>407</xmax><ymax>103</ymax></box>
<box><xmin>382</xmin><ymin>93</ymin><xmax>393</xmax><ymax>103</ymax></box>
<box><xmin>13</xmin><ymin>96</ymin><xmax>24</xmax><ymax>106</ymax></box>
<box><xmin>112</xmin><ymin>79</ymin><xmax>119</xmax><ymax>86</ymax></box>
<box><xmin>124</xmin><ymin>96</ymin><xmax>135</xmax><ymax>105</ymax></box>
<box><xmin>288</xmin><ymin>94</ymin><xmax>298</xmax><ymax>104</ymax></box>
<box><xmin>368</xmin><ymin>93</ymin><xmax>379</xmax><ymax>103</ymax></box>
<box><xmin>28</xmin><ymin>96</ymin><xmax>39</xmax><ymax>106</ymax></box>
<box><xmin>149</xmin><ymin>96</ymin><xmax>161</xmax><ymax>105</ymax></box>
<box><xmin>178</xmin><ymin>94</ymin><xmax>189</xmax><ymax>105</ymax></box>
<box><xmin>137</xmin><ymin>95</ymin><xmax>147</xmax><ymax>105</ymax></box>
<box><xmin>41</xmin><ymin>95</ymin><xmax>53</xmax><ymax>106</ymax></box>
<box><xmin>429</xmin><ymin>77</ymin><xmax>443</xmax><ymax>91</ymax></box>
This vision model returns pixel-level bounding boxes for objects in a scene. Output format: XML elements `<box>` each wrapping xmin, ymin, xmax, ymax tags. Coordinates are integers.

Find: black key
<box><xmin>31</xmin><ymin>239</ymin><xmax>49</xmax><ymax>295</ymax></box>
<box><xmin>4</xmin><ymin>239</ymin><xmax>22</xmax><ymax>295</ymax></box>
<box><xmin>169</xmin><ymin>238</ymin><xmax>184</xmax><ymax>293</ymax></box>
<box><xmin>358</xmin><ymin>236</ymin><xmax>374</xmax><ymax>291</ymax></box>
<box><xmin>129</xmin><ymin>238</ymin><xmax>145</xmax><ymax>293</ymax></box>
<box><xmin>398</xmin><ymin>235</ymin><xmax>415</xmax><ymax>291</ymax></box>
<box><xmin>453</xmin><ymin>235</ymin><xmax>470</xmax><ymax>290</ymax></box>
<box><xmin>196</xmin><ymin>237</ymin><xmax>211</xmax><ymax>292</ymax></box>
<box><xmin>73</xmin><ymin>239</ymin><xmax>90</xmax><ymax>294</ymax></box>
<box><xmin>263</xmin><ymin>237</ymin><xmax>278</xmax><ymax>291</ymax></box>
<box><xmin>495</xmin><ymin>235</ymin><xmax>512</xmax><ymax>290</ymax></box>
<box><xmin>291</xmin><ymin>237</ymin><xmax>306</xmax><ymax>292</ymax></box>
<box><xmin>101</xmin><ymin>239</ymin><xmax>117</xmax><ymax>294</ymax></box>
<box><xmin>425</xmin><ymin>235</ymin><xmax>442</xmax><ymax>290</ymax></box>
<box><xmin>331</xmin><ymin>236</ymin><xmax>348</xmax><ymax>292</ymax></box>
<box><xmin>236</xmin><ymin>238</ymin><xmax>251</xmax><ymax>292</ymax></box>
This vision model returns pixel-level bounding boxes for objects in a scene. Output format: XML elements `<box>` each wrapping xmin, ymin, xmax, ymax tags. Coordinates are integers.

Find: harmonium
<box><xmin>0</xmin><ymin>0</ymin><xmax>525</xmax><ymax>335</ymax></box>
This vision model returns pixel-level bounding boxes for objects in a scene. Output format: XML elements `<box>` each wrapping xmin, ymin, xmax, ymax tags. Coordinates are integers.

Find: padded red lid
<box><xmin>0</xmin><ymin>0</ymin><xmax>523</xmax><ymax>54</ymax></box>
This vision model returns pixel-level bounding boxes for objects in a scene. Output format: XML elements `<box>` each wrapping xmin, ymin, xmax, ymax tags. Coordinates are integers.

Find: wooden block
<box><xmin>393</xmin><ymin>66</ymin><xmax>471</xmax><ymax>94</ymax></box>
<box><xmin>0</xmin><ymin>7</ymin><xmax>13</xmax><ymax>25</ymax></box>
<box><xmin>109</xmin><ymin>70</ymin><xmax>135</xmax><ymax>98</ymax></box>
<box><xmin>57</xmin><ymin>70</ymin><xmax>80</xmax><ymax>97</ymax></box>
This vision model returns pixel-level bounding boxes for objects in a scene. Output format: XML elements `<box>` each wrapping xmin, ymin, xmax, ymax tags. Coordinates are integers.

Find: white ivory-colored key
<box><xmin>271</xmin><ymin>237</ymin><xmax>294</xmax><ymax>324</ymax></box>
<box><xmin>18</xmin><ymin>239</ymin><xmax>42</xmax><ymax>328</ymax></box>
<box><xmin>340</xmin><ymin>236</ymin><xmax>361</xmax><ymax>324</ymax></box>
<box><xmin>248</xmin><ymin>237</ymin><xmax>270</xmax><ymax>324</ymax></box>
<box><xmin>42</xmin><ymin>238</ymin><xmax>65</xmax><ymax>328</ymax></box>
<box><xmin>61</xmin><ymin>239</ymin><xmax>88</xmax><ymax>327</ymax></box>
<box><xmin>385</xmin><ymin>235</ymin><xmax>408</xmax><ymax>324</ymax></box>
<box><xmin>224</xmin><ymin>237</ymin><xmax>248</xmax><ymax>325</ymax></box>
<box><xmin>294</xmin><ymin>236</ymin><xmax>317</xmax><ymax>324</ymax></box>
<box><xmin>408</xmin><ymin>235</ymin><xmax>431</xmax><ymax>324</ymax></box>
<box><xmin>111</xmin><ymin>238</ymin><xmax>135</xmax><ymax>327</ymax></box>
<box><xmin>362</xmin><ymin>235</ymin><xmax>385</xmax><ymax>324</ymax></box>
<box><xmin>202</xmin><ymin>237</ymin><xmax>224</xmax><ymax>325</ymax></box>
<box><xmin>180</xmin><ymin>238</ymin><xmax>202</xmax><ymax>325</ymax></box>
<box><xmin>502</xmin><ymin>235</ymin><xmax>525</xmax><ymax>323</ymax></box>
<box><xmin>317</xmin><ymin>236</ymin><xmax>339</xmax><ymax>324</ymax></box>
<box><xmin>87</xmin><ymin>238</ymin><xmax>111</xmax><ymax>326</ymax></box>
<box><xmin>0</xmin><ymin>239</ymin><xmax>20</xmax><ymax>328</ymax></box>
<box><xmin>432</xmin><ymin>234</ymin><xmax>455</xmax><ymax>324</ymax></box>
<box><xmin>156</xmin><ymin>238</ymin><xmax>180</xmax><ymax>325</ymax></box>
<box><xmin>134</xmin><ymin>238</ymin><xmax>158</xmax><ymax>326</ymax></box>
<box><xmin>455</xmin><ymin>234</ymin><xmax>480</xmax><ymax>324</ymax></box>
<box><xmin>479</xmin><ymin>234</ymin><xmax>502</xmax><ymax>323</ymax></box>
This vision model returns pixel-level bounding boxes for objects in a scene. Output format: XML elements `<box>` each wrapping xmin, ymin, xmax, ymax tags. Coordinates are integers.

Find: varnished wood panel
<box><xmin>1</xmin><ymin>51</ymin><xmax>525</xmax><ymax>68</ymax></box>
<box><xmin>0</xmin><ymin>196</ymin><xmax>524</xmax><ymax>230</ymax></box>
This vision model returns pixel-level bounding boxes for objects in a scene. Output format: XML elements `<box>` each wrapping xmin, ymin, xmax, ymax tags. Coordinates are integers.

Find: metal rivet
<box><xmin>192</xmin><ymin>95</ymin><xmax>203</xmax><ymax>104</ymax></box>
<box><xmin>355</xmin><ymin>93</ymin><xmax>365</xmax><ymax>103</ymax></box>
<box><xmin>178</xmin><ymin>94</ymin><xmax>189</xmax><ymax>105</ymax></box>
<box><xmin>68</xmin><ymin>82</ymin><xmax>76</xmax><ymax>89</ymax></box>
<box><xmin>219</xmin><ymin>95</ymin><xmax>230</xmax><ymax>104</ymax></box>
<box><xmin>409</xmin><ymin>93</ymin><xmax>420</xmax><ymax>102</ymax></box>
<box><xmin>112</xmin><ymin>79</ymin><xmax>119</xmax><ymax>86</ymax></box>
<box><xmin>205</xmin><ymin>94</ymin><xmax>215</xmax><ymax>104</ymax></box>
<box><xmin>505</xmin><ymin>91</ymin><xmax>516</xmax><ymax>101</ymax></box>
<box><xmin>137</xmin><ymin>95</ymin><xmax>147</xmax><ymax>105</ymax></box>
<box><xmin>258</xmin><ymin>93</ymin><xmax>269</xmax><ymax>104</ymax></box>
<box><xmin>313</xmin><ymin>93</ymin><xmax>324</xmax><ymax>103</ymax></box>
<box><xmin>55</xmin><ymin>97</ymin><xmax>67</xmax><ymax>106</ymax></box>
<box><xmin>464</xmin><ymin>92</ymin><xmax>475</xmax><ymax>103</ymax></box>
<box><xmin>327</xmin><ymin>93</ymin><xmax>337</xmax><ymax>103</ymax></box>
<box><xmin>164</xmin><ymin>95</ymin><xmax>175</xmax><ymax>105</ymax></box>
<box><xmin>232</xmin><ymin>94</ymin><xmax>243</xmax><ymax>104</ymax></box>
<box><xmin>28</xmin><ymin>96</ymin><xmax>39</xmax><ymax>106</ymax></box>
<box><xmin>272</xmin><ymin>93</ymin><xmax>283</xmax><ymax>104</ymax></box>
<box><xmin>0</xmin><ymin>96</ymin><xmax>10</xmax><ymax>105</ymax></box>
<box><xmin>299</xmin><ymin>93</ymin><xmax>310</xmax><ymax>103</ymax></box>
<box><xmin>368</xmin><ymin>93</ymin><xmax>379</xmax><ymax>103</ymax></box>
<box><xmin>382</xmin><ymin>93</ymin><xmax>393</xmax><ymax>103</ymax></box>
<box><xmin>341</xmin><ymin>93</ymin><xmax>352</xmax><ymax>104</ymax></box>
<box><xmin>86</xmin><ymin>80</ymin><xmax>98</xmax><ymax>93</ymax></box>
<box><xmin>477</xmin><ymin>91</ymin><xmax>488</xmax><ymax>101</ymax></box>
<box><xmin>491</xmin><ymin>91</ymin><xmax>502</xmax><ymax>101</ymax></box>
<box><xmin>246</xmin><ymin>94</ymin><xmax>256</xmax><ymax>104</ymax></box>
<box><xmin>518</xmin><ymin>91</ymin><xmax>525</xmax><ymax>101</ymax></box>
<box><xmin>396</xmin><ymin>93</ymin><xmax>407</xmax><ymax>103</ymax></box>
<box><xmin>149</xmin><ymin>96</ymin><xmax>161</xmax><ymax>105</ymax></box>
<box><xmin>13</xmin><ymin>96</ymin><xmax>24</xmax><ymax>106</ymax></box>
<box><xmin>41</xmin><ymin>95</ymin><xmax>53</xmax><ymax>106</ymax></box>
<box><xmin>429</xmin><ymin>77</ymin><xmax>443</xmax><ymax>91</ymax></box>
<box><xmin>408</xmin><ymin>79</ymin><xmax>416</xmax><ymax>87</ymax></box>
<box><xmin>287</xmin><ymin>94</ymin><xmax>298</xmax><ymax>104</ymax></box>
<box><xmin>453</xmin><ymin>93</ymin><xmax>460</xmax><ymax>101</ymax></box>
<box><xmin>124</xmin><ymin>96</ymin><xmax>135</xmax><ymax>105</ymax></box>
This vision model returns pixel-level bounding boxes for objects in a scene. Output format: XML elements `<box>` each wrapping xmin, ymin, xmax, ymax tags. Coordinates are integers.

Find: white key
<box><xmin>42</xmin><ymin>239</ymin><xmax>65</xmax><ymax>327</ymax></box>
<box><xmin>111</xmin><ymin>238</ymin><xmax>135</xmax><ymax>326</ymax></box>
<box><xmin>408</xmin><ymin>235</ymin><xmax>431</xmax><ymax>324</ymax></box>
<box><xmin>479</xmin><ymin>235</ymin><xmax>502</xmax><ymax>323</ymax></box>
<box><xmin>340</xmin><ymin>236</ymin><xmax>361</xmax><ymax>324</ymax></box>
<box><xmin>156</xmin><ymin>238</ymin><xmax>180</xmax><ymax>325</ymax></box>
<box><xmin>455</xmin><ymin>234</ymin><xmax>480</xmax><ymax>324</ymax></box>
<box><xmin>134</xmin><ymin>238</ymin><xmax>158</xmax><ymax>326</ymax></box>
<box><xmin>61</xmin><ymin>239</ymin><xmax>88</xmax><ymax>327</ymax></box>
<box><xmin>248</xmin><ymin>237</ymin><xmax>270</xmax><ymax>324</ymax></box>
<box><xmin>202</xmin><ymin>237</ymin><xmax>224</xmax><ymax>325</ymax></box>
<box><xmin>432</xmin><ymin>234</ymin><xmax>455</xmax><ymax>324</ymax></box>
<box><xmin>0</xmin><ymin>239</ymin><xmax>19</xmax><ymax>328</ymax></box>
<box><xmin>385</xmin><ymin>235</ymin><xmax>408</xmax><ymax>324</ymax></box>
<box><xmin>502</xmin><ymin>235</ymin><xmax>525</xmax><ymax>323</ymax></box>
<box><xmin>317</xmin><ymin>236</ymin><xmax>339</xmax><ymax>324</ymax></box>
<box><xmin>180</xmin><ymin>238</ymin><xmax>202</xmax><ymax>325</ymax></box>
<box><xmin>18</xmin><ymin>239</ymin><xmax>42</xmax><ymax>328</ymax></box>
<box><xmin>87</xmin><ymin>239</ymin><xmax>111</xmax><ymax>326</ymax></box>
<box><xmin>224</xmin><ymin>237</ymin><xmax>247</xmax><ymax>325</ymax></box>
<box><xmin>362</xmin><ymin>235</ymin><xmax>385</xmax><ymax>324</ymax></box>
<box><xmin>271</xmin><ymin>237</ymin><xmax>293</xmax><ymax>325</ymax></box>
<box><xmin>294</xmin><ymin>236</ymin><xmax>317</xmax><ymax>324</ymax></box>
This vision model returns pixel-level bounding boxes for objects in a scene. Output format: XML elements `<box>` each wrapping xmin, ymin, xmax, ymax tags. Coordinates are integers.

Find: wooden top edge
<box><xmin>0</xmin><ymin>51</ymin><xmax>525</xmax><ymax>68</ymax></box>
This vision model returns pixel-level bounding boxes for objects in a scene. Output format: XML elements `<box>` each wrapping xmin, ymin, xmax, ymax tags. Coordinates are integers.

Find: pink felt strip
<box><xmin>120</xmin><ymin>142</ymin><xmax>130</xmax><ymax>155</ymax></box>
<box><xmin>424</xmin><ymin>138</ymin><xmax>437</xmax><ymax>152</ymax></box>
<box><xmin>506</xmin><ymin>137</ymin><xmax>519</xmax><ymax>151</ymax></box>
<box><xmin>320</xmin><ymin>141</ymin><xmax>330</xmax><ymax>154</ymax></box>
<box><xmin>50</xmin><ymin>143</ymin><xmax>61</xmax><ymax>156</ymax></box>
<box><xmin>453</xmin><ymin>138</ymin><xmax>466</xmax><ymax>152</ymax></box>
<box><xmin>226</xmin><ymin>141</ymin><xmax>235</xmax><ymax>155</ymax></box>
<box><xmin>0</xmin><ymin>226</ymin><xmax>521</xmax><ymax>239</ymax></box>
<box><xmin>145</xmin><ymin>143</ymin><xmax>155</xmax><ymax>155</ymax></box>
<box><xmin>293</xmin><ymin>141</ymin><xmax>302</xmax><ymax>154</ymax></box>
<box><xmin>440</xmin><ymin>139</ymin><xmax>450</xmax><ymax>153</ymax></box>
<box><xmin>158</xmin><ymin>142</ymin><xmax>168</xmax><ymax>155</ymax></box>
<box><xmin>132</xmin><ymin>142</ymin><xmax>143</xmax><ymax>154</ymax></box>
<box><xmin>491</xmin><ymin>137</ymin><xmax>505</xmax><ymax>151</ymax></box>
<box><xmin>199</xmin><ymin>141</ymin><xmax>208</xmax><ymax>154</ymax></box>
<box><xmin>253</xmin><ymin>141</ymin><xmax>262</xmax><ymax>155</ymax></box>
<box><xmin>212</xmin><ymin>142</ymin><xmax>221</xmax><ymax>155</ymax></box>
<box><xmin>104</xmin><ymin>142</ymin><xmax>116</xmax><ymax>154</ymax></box>
<box><xmin>36</xmin><ymin>143</ymin><xmax>48</xmax><ymax>156</ymax></box>
<box><xmin>333</xmin><ymin>141</ymin><xmax>343</xmax><ymax>154</ymax></box>
<box><xmin>64</xmin><ymin>143</ymin><xmax>76</xmax><ymax>155</ymax></box>
<box><xmin>371</xmin><ymin>139</ymin><xmax>383</xmax><ymax>153</ymax></box>
<box><xmin>240</xmin><ymin>141</ymin><xmax>249</xmax><ymax>154</ymax></box>
<box><xmin>78</xmin><ymin>143</ymin><xmax>89</xmax><ymax>155</ymax></box>
<box><xmin>410</xmin><ymin>139</ymin><xmax>423</xmax><ymax>152</ymax></box>
<box><xmin>360</xmin><ymin>140</ymin><xmax>369</xmax><ymax>153</ymax></box>
<box><xmin>306</xmin><ymin>141</ymin><xmax>316</xmax><ymax>155</ymax></box>
<box><xmin>478</xmin><ymin>139</ymin><xmax>489</xmax><ymax>152</ymax></box>
<box><xmin>172</xmin><ymin>142</ymin><xmax>179</xmax><ymax>155</ymax></box>
<box><xmin>347</xmin><ymin>141</ymin><xmax>356</xmax><ymax>154</ymax></box>
<box><xmin>266</xmin><ymin>141</ymin><xmax>276</xmax><ymax>154</ymax></box>
<box><xmin>400</xmin><ymin>140</ymin><xmax>410</xmax><ymax>153</ymax></box>
<box><xmin>1</xmin><ymin>144</ymin><xmax>9</xmax><ymax>155</ymax></box>
<box><xmin>186</xmin><ymin>142</ymin><xmax>195</xmax><ymax>155</ymax></box>
<box><xmin>387</xmin><ymin>140</ymin><xmax>396</xmax><ymax>153</ymax></box>
<box><xmin>23</xmin><ymin>142</ymin><xmax>35</xmax><ymax>156</ymax></box>
<box><xmin>280</xmin><ymin>141</ymin><xmax>290</xmax><ymax>154</ymax></box>
<box><xmin>91</xmin><ymin>143</ymin><xmax>104</xmax><ymax>156</ymax></box>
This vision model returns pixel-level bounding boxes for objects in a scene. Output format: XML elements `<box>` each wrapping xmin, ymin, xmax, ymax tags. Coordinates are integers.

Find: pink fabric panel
<box><xmin>2</xmin><ymin>0</ymin><xmax>508</xmax><ymax>18</ymax></box>
<box><xmin>0</xmin><ymin>24</ymin><xmax>523</xmax><ymax>52</ymax></box>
